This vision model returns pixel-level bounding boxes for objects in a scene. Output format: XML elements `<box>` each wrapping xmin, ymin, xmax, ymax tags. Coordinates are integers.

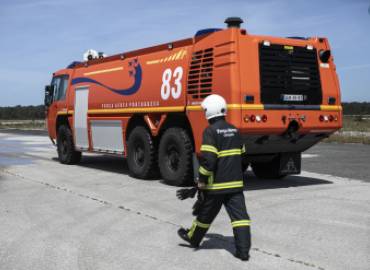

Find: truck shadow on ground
<box><xmin>52</xmin><ymin>154</ymin><xmax>162</xmax><ymax>181</ymax></box>
<box><xmin>66</xmin><ymin>155</ymin><xmax>333</xmax><ymax>190</ymax></box>
<box><xmin>243</xmin><ymin>171</ymin><xmax>332</xmax><ymax>191</ymax></box>
<box><xmin>72</xmin><ymin>155</ymin><xmax>131</xmax><ymax>175</ymax></box>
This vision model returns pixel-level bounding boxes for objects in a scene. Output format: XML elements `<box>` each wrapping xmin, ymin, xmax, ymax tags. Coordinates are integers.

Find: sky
<box><xmin>0</xmin><ymin>0</ymin><xmax>369</xmax><ymax>106</ymax></box>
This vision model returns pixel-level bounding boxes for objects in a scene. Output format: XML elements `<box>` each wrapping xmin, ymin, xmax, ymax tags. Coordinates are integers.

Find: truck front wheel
<box><xmin>57</xmin><ymin>125</ymin><xmax>82</xmax><ymax>164</ymax></box>
<box><xmin>158</xmin><ymin>128</ymin><xmax>193</xmax><ymax>186</ymax></box>
<box><xmin>127</xmin><ymin>126</ymin><xmax>157</xmax><ymax>179</ymax></box>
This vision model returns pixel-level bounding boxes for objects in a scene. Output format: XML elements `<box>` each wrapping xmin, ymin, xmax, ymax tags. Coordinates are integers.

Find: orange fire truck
<box><xmin>44</xmin><ymin>17</ymin><xmax>342</xmax><ymax>185</ymax></box>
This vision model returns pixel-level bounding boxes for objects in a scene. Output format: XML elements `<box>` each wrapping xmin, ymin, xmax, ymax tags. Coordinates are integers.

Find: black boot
<box><xmin>177</xmin><ymin>228</ymin><xmax>199</xmax><ymax>248</ymax></box>
<box><xmin>235</xmin><ymin>251</ymin><xmax>249</xmax><ymax>261</ymax></box>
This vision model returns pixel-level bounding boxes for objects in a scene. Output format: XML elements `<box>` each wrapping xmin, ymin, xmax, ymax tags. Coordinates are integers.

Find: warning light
<box><xmin>262</xmin><ymin>115</ymin><xmax>267</xmax><ymax>122</ymax></box>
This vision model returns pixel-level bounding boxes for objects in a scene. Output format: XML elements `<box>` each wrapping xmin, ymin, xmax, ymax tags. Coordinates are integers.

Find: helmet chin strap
<box><xmin>208</xmin><ymin>116</ymin><xmax>225</xmax><ymax>124</ymax></box>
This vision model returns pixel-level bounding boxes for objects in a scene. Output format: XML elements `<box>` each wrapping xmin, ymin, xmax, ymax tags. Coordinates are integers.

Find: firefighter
<box><xmin>178</xmin><ymin>94</ymin><xmax>251</xmax><ymax>261</ymax></box>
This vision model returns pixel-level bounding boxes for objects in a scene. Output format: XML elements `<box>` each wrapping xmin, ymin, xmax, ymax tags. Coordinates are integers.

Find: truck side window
<box><xmin>51</xmin><ymin>76</ymin><xmax>61</xmax><ymax>101</ymax></box>
<box><xmin>51</xmin><ymin>75</ymin><xmax>69</xmax><ymax>101</ymax></box>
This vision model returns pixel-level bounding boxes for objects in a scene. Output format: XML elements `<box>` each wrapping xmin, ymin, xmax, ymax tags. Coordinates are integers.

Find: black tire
<box><xmin>158</xmin><ymin>128</ymin><xmax>193</xmax><ymax>186</ymax></box>
<box><xmin>251</xmin><ymin>159</ymin><xmax>287</xmax><ymax>179</ymax></box>
<box><xmin>127</xmin><ymin>126</ymin><xmax>157</xmax><ymax>179</ymax></box>
<box><xmin>57</xmin><ymin>125</ymin><xmax>82</xmax><ymax>164</ymax></box>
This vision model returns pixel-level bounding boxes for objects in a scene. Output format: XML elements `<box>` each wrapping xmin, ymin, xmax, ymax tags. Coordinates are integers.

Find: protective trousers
<box><xmin>187</xmin><ymin>192</ymin><xmax>251</xmax><ymax>256</ymax></box>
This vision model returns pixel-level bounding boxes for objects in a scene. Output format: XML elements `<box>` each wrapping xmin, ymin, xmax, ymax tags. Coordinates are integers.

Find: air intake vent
<box><xmin>259</xmin><ymin>43</ymin><xmax>322</xmax><ymax>105</ymax></box>
<box><xmin>187</xmin><ymin>48</ymin><xmax>214</xmax><ymax>99</ymax></box>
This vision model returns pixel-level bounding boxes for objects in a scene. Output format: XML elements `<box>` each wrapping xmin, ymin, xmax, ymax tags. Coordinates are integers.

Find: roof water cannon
<box><xmin>83</xmin><ymin>49</ymin><xmax>99</xmax><ymax>61</ymax></box>
<box><xmin>98</xmin><ymin>52</ymin><xmax>107</xmax><ymax>59</ymax></box>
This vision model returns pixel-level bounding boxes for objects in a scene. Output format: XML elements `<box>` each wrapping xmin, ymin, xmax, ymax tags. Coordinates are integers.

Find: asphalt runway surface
<box><xmin>0</xmin><ymin>130</ymin><xmax>369</xmax><ymax>270</ymax></box>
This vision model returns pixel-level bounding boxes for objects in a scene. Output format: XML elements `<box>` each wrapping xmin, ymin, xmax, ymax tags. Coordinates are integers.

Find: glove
<box><xmin>176</xmin><ymin>187</ymin><xmax>197</xmax><ymax>200</ymax></box>
<box><xmin>192</xmin><ymin>190</ymin><xmax>205</xmax><ymax>216</ymax></box>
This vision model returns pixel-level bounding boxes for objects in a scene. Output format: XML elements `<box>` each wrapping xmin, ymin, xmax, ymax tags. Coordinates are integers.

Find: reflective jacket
<box><xmin>198</xmin><ymin>118</ymin><xmax>246</xmax><ymax>194</ymax></box>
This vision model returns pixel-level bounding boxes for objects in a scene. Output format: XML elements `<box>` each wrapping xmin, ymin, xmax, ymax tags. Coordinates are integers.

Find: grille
<box><xmin>259</xmin><ymin>43</ymin><xmax>322</xmax><ymax>105</ymax></box>
<box><xmin>187</xmin><ymin>48</ymin><xmax>214</xmax><ymax>99</ymax></box>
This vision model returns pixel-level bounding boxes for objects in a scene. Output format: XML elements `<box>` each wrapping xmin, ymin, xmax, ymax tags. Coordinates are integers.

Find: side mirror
<box><xmin>44</xmin><ymin>85</ymin><xmax>54</xmax><ymax>106</ymax></box>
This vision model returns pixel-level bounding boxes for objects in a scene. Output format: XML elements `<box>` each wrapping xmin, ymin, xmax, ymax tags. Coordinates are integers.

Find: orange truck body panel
<box><xmin>46</xmin><ymin>27</ymin><xmax>342</xmax><ymax>158</ymax></box>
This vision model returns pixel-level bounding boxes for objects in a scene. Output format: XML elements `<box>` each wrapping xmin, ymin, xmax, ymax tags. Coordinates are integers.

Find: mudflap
<box><xmin>279</xmin><ymin>152</ymin><xmax>301</xmax><ymax>175</ymax></box>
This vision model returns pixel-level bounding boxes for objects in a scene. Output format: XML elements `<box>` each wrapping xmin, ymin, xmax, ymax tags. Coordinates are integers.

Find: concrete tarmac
<box><xmin>0</xmin><ymin>131</ymin><xmax>369</xmax><ymax>270</ymax></box>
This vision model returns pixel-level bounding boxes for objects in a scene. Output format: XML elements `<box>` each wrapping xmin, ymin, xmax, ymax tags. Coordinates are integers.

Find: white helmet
<box><xmin>201</xmin><ymin>94</ymin><xmax>227</xmax><ymax>120</ymax></box>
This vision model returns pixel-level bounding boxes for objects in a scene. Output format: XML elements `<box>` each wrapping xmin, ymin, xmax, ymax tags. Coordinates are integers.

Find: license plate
<box><xmin>282</xmin><ymin>94</ymin><xmax>304</xmax><ymax>102</ymax></box>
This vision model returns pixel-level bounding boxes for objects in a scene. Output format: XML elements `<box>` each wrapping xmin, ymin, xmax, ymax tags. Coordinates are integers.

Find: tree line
<box><xmin>341</xmin><ymin>102</ymin><xmax>370</xmax><ymax>115</ymax></box>
<box><xmin>0</xmin><ymin>102</ymin><xmax>369</xmax><ymax>119</ymax></box>
<box><xmin>0</xmin><ymin>105</ymin><xmax>45</xmax><ymax>120</ymax></box>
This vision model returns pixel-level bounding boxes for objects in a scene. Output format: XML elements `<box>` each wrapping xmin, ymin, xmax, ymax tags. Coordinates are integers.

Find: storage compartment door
<box><xmin>74</xmin><ymin>87</ymin><xmax>89</xmax><ymax>150</ymax></box>
<box><xmin>91</xmin><ymin>120</ymin><xmax>124</xmax><ymax>154</ymax></box>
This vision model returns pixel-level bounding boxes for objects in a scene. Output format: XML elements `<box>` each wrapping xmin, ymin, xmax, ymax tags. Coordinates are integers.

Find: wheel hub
<box><xmin>134</xmin><ymin>141</ymin><xmax>145</xmax><ymax>166</ymax></box>
<box><xmin>167</xmin><ymin>144</ymin><xmax>179</xmax><ymax>171</ymax></box>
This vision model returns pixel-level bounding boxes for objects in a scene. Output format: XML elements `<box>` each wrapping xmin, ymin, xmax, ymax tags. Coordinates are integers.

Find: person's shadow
<box><xmin>179</xmin><ymin>233</ymin><xmax>236</xmax><ymax>255</ymax></box>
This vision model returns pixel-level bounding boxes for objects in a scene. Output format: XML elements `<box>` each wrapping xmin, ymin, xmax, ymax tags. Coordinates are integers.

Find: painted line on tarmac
<box><xmin>0</xmin><ymin>168</ymin><xmax>180</xmax><ymax>228</ymax></box>
<box><xmin>1</xmin><ymin>167</ymin><xmax>338</xmax><ymax>270</ymax></box>
<box><xmin>302</xmin><ymin>154</ymin><xmax>319</xmax><ymax>158</ymax></box>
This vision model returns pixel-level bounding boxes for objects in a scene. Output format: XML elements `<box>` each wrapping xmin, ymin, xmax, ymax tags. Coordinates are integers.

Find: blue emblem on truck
<box><xmin>71</xmin><ymin>58</ymin><xmax>142</xmax><ymax>96</ymax></box>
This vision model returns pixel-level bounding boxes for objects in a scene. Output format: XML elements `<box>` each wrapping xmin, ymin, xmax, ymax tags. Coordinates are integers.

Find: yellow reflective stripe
<box><xmin>195</xmin><ymin>220</ymin><xmax>210</xmax><ymax>229</ymax></box>
<box><xmin>188</xmin><ymin>104</ymin><xmax>342</xmax><ymax>112</ymax></box>
<box><xmin>208</xmin><ymin>173</ymin><xmax>214</xmax><ymax>186</ymax></box>
<box><xmin>241</xmin><ymin>145</ymin><xmax>246</xmax><ymax>154</ymax></box>
<box><xmin>206</xmin><ymin>184</ymin><xmax>243</xmax><ymax>190</ymax></box>
<box><xmin>200</xmin><ymin>145</ymin><xmax>218</xmax><ymax>154</ymax></box>
<box><xmin>187</xmin><ymin>220</ymin><xmax>211</xmax><ymax>238</ymax></box>
<box><xmin>57</xmin><ymin>111</ymin><xmax>70</xmax><ymax>116</ymax></box>
<box><xmin>208</xmin><ymin>181</ymin><xmax>244</xmax><ymax>188</ymax></box>
<box><xmin>199</xmin><ymin>166</ymin><xmax>212</xmax><ymax>176</ymax></box>
<box><xmin>231</xmin><ymin>220</ymin><xmax>251</xmax><ymax>225</ymax></box>
<box><xmin>205</xmin><ymin>181</ymin><xmax>244</xmax><ymax>190</ymax></box>
<box><xmin>198</xmin><ymin>166</ymin><xmax>214</xmax><ymax>186</ymax></box>
<box><xmin>218</xmin><ymin>149</ymin><xmax>241</xmax><ymax>154</ymax></box>
<box><xmin>320</xmin><ymin>105</ymin><xmax>342</xmax><ymax>111</ymax></box>
<box><xmin>218</xmin><ymin>149</ymin><xmax>242</xmax><ymax>157</ymax></box>
<box><xmin>84</xmin><ymin>66</ymin><xmax>123</xmax><ymax>76</ymax></box>
<box><xmin>218</xmin><ymin>152</ymin><xmax>241</xmax><ymax>157</ymax></box>
<box><xmin>88</xmin><ymin>106</ymin><xmax>185</xmax><ymax>114</ymax></box>
<box><xmin>231</xmin><ymin>220</ymin><xmax>251</xmax><ymax>228</ymax></box>
<box><xmin>200</xmin><ymin>146</ymin><xmax>244</xmax><ymax>157</ymax></box>
<box><xmin>187</xmin><ymin>104</ymin><xmax>264</xmax><ymax>111</ymax></box>
<box><xmin>187</xmin><ymin>221</ymin><xmax>197</xmax><ymax>238</ymax></box>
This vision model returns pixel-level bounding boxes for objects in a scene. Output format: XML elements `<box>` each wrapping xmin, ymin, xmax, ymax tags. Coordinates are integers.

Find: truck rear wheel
<box><xmin>158</xmin><ymin>128</ymin><xmax>193</xmax><ymax>186</ymax></box>
<box><xmin>251</xmin><ymin>159</ymin><xmax>287</xmax><ymax>179</ymax></box>
<box><xmin>127</xmin><ymin>126</ymin><xmax>157</xmax><ymax>179</ymax></box>
<box><xmin>57</xmin><ymin>125</ymin><xmax>82</xmax><ymax>164</ymax></box>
